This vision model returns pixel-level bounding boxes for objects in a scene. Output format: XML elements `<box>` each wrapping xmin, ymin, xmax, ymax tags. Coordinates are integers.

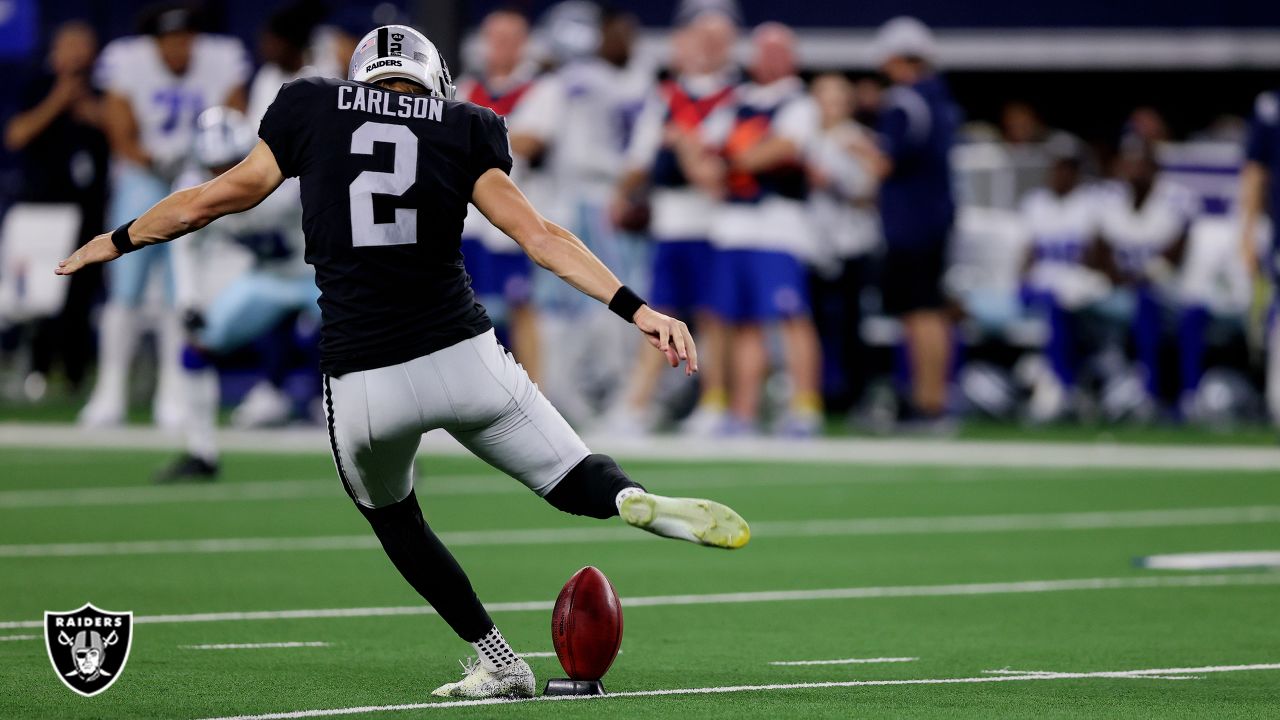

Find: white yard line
<box><xmin>5</xmin><ymin>506</ymin><xmax>1279</xmax><ymax>558</ymax></box>
<box><xmin>2</xmin><ymin>572</ymin><xmax>1277</xmax><ymax>631</ymax></box>
<box><xmin>181</xmin><ymin>642</ymin><xmax>331</xmax><ymax>650</ymax></box>
<box><xmin>192</xmin><ymin>663</ymin><xmax>1280</xmax><ymax>719</ymax></box>
<box><xmin>4</xmin><ymin>422</ymin><xmax>1280</xmax><ymax>470</ymax></box>
<box><xmin>1137</xmin><ymin>551</ymin><xmax>1280</xmax><ymax>571</ymax></box>
<box><xmin>0</xmin><ymin>476</ymin><xmax>513</xmax><ymax>509</ymax></box>
<box><xmin>0</xmin><ymin>634</ymin><xmax>38</xmax><ymax>641</ymax></box>
<box><xmin>516</xmin><ymin>652</ymin><xmax>558</xmax><ymax>658</ymax></box>
<box><xmin>769</xmin><ymin>657</ymin><xmax>918</xmax><ymax>666</ymax></box>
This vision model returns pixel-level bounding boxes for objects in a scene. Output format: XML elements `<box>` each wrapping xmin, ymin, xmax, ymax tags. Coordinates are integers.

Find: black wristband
<box><xmin>111</xmin><ymin>220</ymin><xmax>138</xmax><ymax>254</ymax></box>
<box><xmin>608</xmin><ymin>285</ymin><xmax>647</xmax><ymax>323</ymax></box>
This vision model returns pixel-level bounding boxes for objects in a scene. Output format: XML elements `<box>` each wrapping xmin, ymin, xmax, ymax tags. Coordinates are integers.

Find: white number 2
<box><xmin>348</xmin><ymin>121</ymin><xmax>418</xmax><ymax>247</ymax></box>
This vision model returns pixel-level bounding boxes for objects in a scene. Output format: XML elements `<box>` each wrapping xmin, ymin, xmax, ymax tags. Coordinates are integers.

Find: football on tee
<box><xmin>551</xmin><ymin>566</ymin><xmax>623</xmax><ymax>681</ymax></box>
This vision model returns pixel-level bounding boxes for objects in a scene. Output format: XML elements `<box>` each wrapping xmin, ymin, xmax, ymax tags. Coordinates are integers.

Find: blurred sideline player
<box><xmin>1239</xmin><ymin>89</ymin><xmax>1280</xmax><ymax>428</ymax></box>
<box><xmin>691</xmin><ymin>23</ymin><xmax>823</xmax><ymax>436</ymax></box>
<box><xmin>868</xmin><ymin>18</ymin><xmax>958</xmax><ymax>428</ymax></box>
<box><xmin>230</xmin><ymin>5</ymin><xmax>323</xmax><ymax>427</ymax></box>
<box><xmin>456</xmin><ymin>8</ymin><xmax>553</xmax><ymax>385</ymax></box>
<box><xmin>160</xmin><ymin>108</ymin><xmax>315</xmax><ymax>482</ymax></box>
<box><xmin>806</xmin><ymin>73</ymin><xmax>881</xmax><ymax>413</ymax></box>
<box><xmin>82</xmin><ymin>4</ymin><xmax>249</xmax><ymax>427</ymax></box>
<box><xmin>609</xmin><ymin>9</ymin><xmax>738</xmax><ymax>434</ymax></box>
<box><xmin>535</xmin><ymin>4</ymin><xmax>655</xmax><ymax>424</ymax></box>
<box><xmin>58</xmin><ymin>24</ymin><xmax>749</xmax><ymax>699</ymax></box>
<box><xmin>1018</xmin><ymin>137</ymin><xmax>1109</xmax><ymax>422</ymax></box>
<box><xmin>1094</xmin><ymin>141</ymin><xmax>1198</xmax><ymax>416</ymax></box>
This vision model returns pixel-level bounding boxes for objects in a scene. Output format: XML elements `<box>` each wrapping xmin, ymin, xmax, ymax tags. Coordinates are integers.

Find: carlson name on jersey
<box><xmin>258</xmin><ymin>77</ymin><xmax>513</xmax><ymax>376</ymax></box>
<box><xmin>337</xmin><ymin>85</ymin><xmax>446</xmax><ymax>122</ymax></box>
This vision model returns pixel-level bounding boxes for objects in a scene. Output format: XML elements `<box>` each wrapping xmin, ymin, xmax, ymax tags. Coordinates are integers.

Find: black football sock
<box><xmin>355</xmin><ymin>490</ymin><xmax>493</xmax><ymax>642</ymax></box>
<box><xmin>544</xmin><ymin>454</ymin><xmax>645</xmax><ymax>520</ymax></box>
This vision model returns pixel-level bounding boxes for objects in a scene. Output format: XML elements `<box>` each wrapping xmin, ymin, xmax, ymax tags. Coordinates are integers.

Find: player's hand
<box><xmin>55</xmin><ymin>233</ymin><xmax>121</xmax><ymax>276</ymax></box>
<box><xmin>633</xmin><ymin>305</ymin><xmax>698</xmax><ymax>376</ymax></box>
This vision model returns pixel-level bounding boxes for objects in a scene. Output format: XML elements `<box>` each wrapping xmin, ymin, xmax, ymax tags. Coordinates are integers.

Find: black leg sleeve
<box><xmin>543</xmin><ymin>454</ymin><xmax>645</xmax><ymax>519</ymax></box>
<box><xmin>356</xmin><ymin>490</ymin><xmax>494</xmax><ymax>642</ymax></box>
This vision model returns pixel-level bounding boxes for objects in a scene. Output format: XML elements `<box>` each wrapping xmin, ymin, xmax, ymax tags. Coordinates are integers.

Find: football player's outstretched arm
<box><xmin>473</xmin><ymin>168</ymin><xmax>698</xmax><ymax>375</ymax></box>
<box><xmin>56</xmin><ymin>141</ymin><xmax>285</xmax><ymax>276</ymax></box>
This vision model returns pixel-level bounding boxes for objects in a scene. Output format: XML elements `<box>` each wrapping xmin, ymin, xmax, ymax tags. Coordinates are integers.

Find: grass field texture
<box><xmin>2</xmin><ymin>445</ymin><xmax>1279</xmax><ymax>719</ymax></box>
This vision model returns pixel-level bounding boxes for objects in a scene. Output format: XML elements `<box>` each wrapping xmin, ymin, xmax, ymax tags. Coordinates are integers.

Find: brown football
<box><xmin>551</xmin><ymin>566</ymin><xmax>623</xmax><ymax>681</ymax></box>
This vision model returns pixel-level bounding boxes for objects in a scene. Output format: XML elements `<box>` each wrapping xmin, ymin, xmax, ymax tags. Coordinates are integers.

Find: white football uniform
<box><xmin>703</xmin><ymin>76</ymin><xmax>819</xmax><ymax>258</ymax></box>
<box><xmin>546</xmin><ymin>56</ymin><xmax>653</xmax><ymax>212</ymax></box>
<box><xmin>1096</xmin><ymin>178</ymin><xmax>1198</xmax><ymax>295</ymax></box>
<box><xmin>96</xmin><ymin>34</ymin><xmax>250</xmax><ymax>180</ymax></box>
<box><xmin>1020</xmin><ymin>184</ymin><xmax>1110</xmax><ymax>308</ymax></box>
<box><xmin>625</xmin><ymin>72</ymin><xmax>737</xmax><ymax>242</ymax></box>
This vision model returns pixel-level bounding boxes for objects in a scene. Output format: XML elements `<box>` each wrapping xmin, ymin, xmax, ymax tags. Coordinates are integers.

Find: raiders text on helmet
<box><xmin>349</xmin><ymin>25</ymin><xmax>456</xmax><ymax>100</ymax></box>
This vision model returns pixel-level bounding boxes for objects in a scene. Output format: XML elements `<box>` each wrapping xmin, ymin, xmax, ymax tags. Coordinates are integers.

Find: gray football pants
<box><xmin>322</xmin><ymin>329</ymin><xmax>591</xmax><ymax>508</ymax></box>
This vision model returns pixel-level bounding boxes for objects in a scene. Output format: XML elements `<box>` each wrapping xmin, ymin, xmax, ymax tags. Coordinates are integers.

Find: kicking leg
<box><xmin>444</xmin><ymin>331</ymin><xmax>750</xmax><ymax>549</ymax></box>
<box><xmin>322</xmin><ymin>368</ymin><xmax>533</xmax><ymax>698</ymax></box>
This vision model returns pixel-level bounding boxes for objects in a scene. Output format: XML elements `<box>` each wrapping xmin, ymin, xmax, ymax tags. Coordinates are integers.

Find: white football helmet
<box><xmin>349</xmin><ymin>25</ymin><xmax>456</xmax><ymax>100</ymax></box>
<box><xmin>192</xmin><ymin>107</ymin><xmax>255</xmax><ymax>170</ymax></box>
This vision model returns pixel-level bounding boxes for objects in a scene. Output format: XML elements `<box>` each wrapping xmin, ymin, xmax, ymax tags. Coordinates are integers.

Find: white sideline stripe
<box><xmin>1138</xmin><ymin>551</ymin><xmax>1280</xmax><ymax>571</ymax></box>
<box><xmin>5</xmin><ymin>505</ymin><xmax>1279</xmax><ymax>558</ymax></box>
<box><xmin>516</xmin><ymin>652</ymin><xmax>557</xmax><ymax>658</ymax></box>
<box><xmin>769</xmin><ymin>657</ymin><xmax>918</xmax><ymax>666</ymax></box>
<box><xmin>982</xmin><ymin>669</ymin><xmax>1197</xmax><ymax>681</ymax></box>
<box><xmin>181</xmin><ymin>642</ymin><xmax>331</xmax><ymax>650</ymax></box>
<box><xmin>0</xmin><ymin>476</ymin><xmax>512</xmax><ymax>509</ymax></box>
<box><xmin>193</xmin><ymin>663</ymin><xmax>1280</xmax><ymax>719</ymax></box>
<box><xmin>0</xmin><ymin>634</ymin><xmax>37</xmax><ymax>641</ymax></box>
<box><xmin>5</xmin><ymin>422</ymin><xmax>1280</xmax><ymax>470</ymax></box>
<box><xmin>3</xmin><ymin>572</ymin><xmax>1278</xmax><ymax>631</ymax></box>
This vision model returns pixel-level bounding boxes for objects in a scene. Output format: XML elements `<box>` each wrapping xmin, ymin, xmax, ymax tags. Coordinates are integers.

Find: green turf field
<box><xmin>2</xmin><ymin>445</ymin><xmax>1279</xmax><ymax>719</ymax></box>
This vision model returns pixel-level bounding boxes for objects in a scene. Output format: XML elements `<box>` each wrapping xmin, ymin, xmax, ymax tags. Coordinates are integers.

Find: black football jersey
<box><xmin>258</xmin><ymin>77</ymin><xmax>512</xmax><ymax>375</ymax></box>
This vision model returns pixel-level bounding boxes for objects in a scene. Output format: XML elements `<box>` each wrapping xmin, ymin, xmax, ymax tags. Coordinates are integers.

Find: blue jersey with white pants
<box><xmin>703</xmin><ymin>77</ymin><xmax>818</xmax><ymax>323</ymax></box>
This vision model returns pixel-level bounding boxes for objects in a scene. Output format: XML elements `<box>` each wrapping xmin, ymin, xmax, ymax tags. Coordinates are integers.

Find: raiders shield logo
<box><xmin>44</xmin><ymin>603</ymin><xmax>133</xmax><ymax>697</ymax></box>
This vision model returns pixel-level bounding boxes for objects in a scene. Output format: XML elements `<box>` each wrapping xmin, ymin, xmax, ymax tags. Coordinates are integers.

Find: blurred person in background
<box><xmin>246</xmin><ymin>2</ymin><xmax>323</xmax><ymax>125</ymax></box>
<box><xmin>685</xmin><ymin>22</ymin><xmax>823</xmax><ymax>436</ymax></box>
<box><xmin>869</xmin><ymin>17</ymin><xmax>959</xmax><ymax>429</ymax></box>
<box><xmin>456</xmin><ymin>7</ymin><xmax>555</xmax><ymax>388</ymax></box>
<box><xmin>227</xmin><ymin>3</ymin><xmax>324</xmax><ymax>428</ymax></box>
<box><xmin>607</xmin><ymin>7</ymin><xmax>739</xmax><ymax>435</ymax></box>
<box><xmin>1018</xmin><ymin>136</ymin><xmax>1109</xmax><ymax>422</ymax></box>
<box><xmin>4</xmin><ymin>21</ymin><xmax>108</xmax><ymax>398</ymax></box>
<box><xmin>1094</xmin><ymin>139</ymin><xmax>1198</xmax><ymax>418</ymax></box>
<box><xmin>806</xmin><ymin>73</ymin><xmax>881</xmax><ymax>413</ymax></box>
<box><xmin>1239</xmin><ymin>89</ymin><xmax>1280</xmax><ymax>429</ymax></box>
<box><xmin>531</xmin><ymin>2</ymin><xmax>654</xmax><ymax>425</ymax></box>
<box><xmin>81</xmin><ymin>3</ymin><xmax>249</xmax><ymax>428</ymax></box>
<box><xmin>159</xmin><ymin>107</ymin><xmax>314</xmax><ymax>482</ymax></box>
<box><xmin>1001</xmin><ymin>101</ymin><xmax>1050</xmax><ymax>146</ymax></box>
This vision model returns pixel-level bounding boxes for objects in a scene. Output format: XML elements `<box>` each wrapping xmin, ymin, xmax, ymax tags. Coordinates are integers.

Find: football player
<box><xmin>1239</xmin><ymin>89</ymin><xmax>1280</xmax><ymax>428</ymax></box>
<box><xmin>1018</xmin><ymin>137</ymin><xmax>1108</xmax><ymax>422</ymax></box>
<box><xmin>1095</xmin><ymin>139</ymin><xmax>1199</xmax><ymax>414</ymax></box>
<box><xmin>57</xmin><ymin>25</ymin><xmax>749</xmax><ymax>699</ymax></box>
<box><xmin>455</xmin><ymin>8</ymin><xmax>553</xmax><ymax>386</ymax></box>
<box><xmin>158</xmin><ymin>107</ymin><xmax>316</xmax><ymax>482</ymax></box>
<box><xmin>82</xmin><ymin>5</ymin><xmax>249</xmax><ymax>428</ymax></box>
<box><xmin>607</xmin><ymin>9</ymin><xmax>739</xmax><ymax>435</ymax></box>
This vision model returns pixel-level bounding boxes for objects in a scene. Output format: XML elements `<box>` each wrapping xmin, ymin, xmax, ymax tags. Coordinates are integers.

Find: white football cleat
<box><xmin>431</xmin><ymin>658</ymin><xmax>535</xmax><ymax>699</ymax></box>
<box><xmin>620</xmin><ymin>493</ymin><xmax>750</xmax><ymax>549</ymax></box>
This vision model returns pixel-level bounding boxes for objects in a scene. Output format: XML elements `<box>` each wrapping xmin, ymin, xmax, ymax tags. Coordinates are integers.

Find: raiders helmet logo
<box><xmin>45</xmin><ymin>603</ymin><xmax>133</xmax><ymax>697</ymax></box>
